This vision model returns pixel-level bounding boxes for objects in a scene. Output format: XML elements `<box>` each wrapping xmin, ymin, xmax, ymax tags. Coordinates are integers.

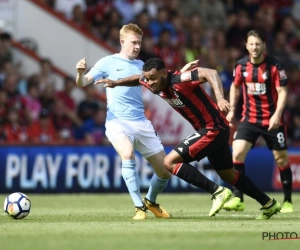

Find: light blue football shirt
<box><xmin>88</xmin><ymin>54</ymin><xmax>146</xmax><ymax>121</ymax></box>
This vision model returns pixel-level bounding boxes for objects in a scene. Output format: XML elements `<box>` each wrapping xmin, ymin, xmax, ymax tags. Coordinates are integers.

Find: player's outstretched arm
<box><xmin>197</xmin><ymin>67</ymin><xmax>224</xmax><ymax>99</ymax></box>
<box><xmin>197</xmin><ymin>67</ymin><xmax>231</xmax><ymax>115</ymax></box>
<box><xmin>95</xmin><ymin>74</ymin><xmax>141</xmax><ymax>88</ymax></box>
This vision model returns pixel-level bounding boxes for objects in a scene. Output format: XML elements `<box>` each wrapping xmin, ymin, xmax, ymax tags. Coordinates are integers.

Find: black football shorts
<box><xmin>174</xmin><ymin>127</ymin><xmax>233</xmax><ymax>171</ymax></box>
<box><xmin>233</xmin><ymin>121</ymin><xmax>288</xmax><ymax>150</ymax></box>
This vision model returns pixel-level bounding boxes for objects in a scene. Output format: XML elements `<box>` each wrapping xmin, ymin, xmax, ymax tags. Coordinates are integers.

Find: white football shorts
<box><xmin>105</xmin><ymin>119</ymin><xmax>164</xmax><ymax>158</ymax></box>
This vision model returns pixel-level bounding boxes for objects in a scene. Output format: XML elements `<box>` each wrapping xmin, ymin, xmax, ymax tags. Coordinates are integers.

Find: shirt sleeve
<box><xmin>273</xmin><ymin>63</ymin><xmax>288</xmax><ymax>88</ymax></box>
<box><xmin>87</xmin><ymin>57</ymin><xmax>109</xmax><ymax>81</ymax></box>
<box><xmin>172</xmin><ymin>69</ymin><xmax>199</xmax><ymax>88</ymax></box>
<box><xmin>233</xmin><ymin>64</ymin><xmax>243</xmax><ymax>86</ymax></box>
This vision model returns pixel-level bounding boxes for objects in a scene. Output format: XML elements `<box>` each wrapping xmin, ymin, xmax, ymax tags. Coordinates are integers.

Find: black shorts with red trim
<box><xmin>233</xmin><ymin>121</ymin><xmax>288</xmax><ymax>150</ymax></box>
<box><xmin>174</xmin><ymin>127</ymin><xmax>233</xmax><ymax>171</ymax></box>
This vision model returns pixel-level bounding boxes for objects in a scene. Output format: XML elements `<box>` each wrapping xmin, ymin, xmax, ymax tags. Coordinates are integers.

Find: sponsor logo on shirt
<box><xmin>246</xmin><ymin>82</ymin><xmax>266</xmax><ymax>95</ymax></box>
<box><xmin>164</xmin><ymin>98</ymin><xmax>185</xmax><ymax>108</ymax></box>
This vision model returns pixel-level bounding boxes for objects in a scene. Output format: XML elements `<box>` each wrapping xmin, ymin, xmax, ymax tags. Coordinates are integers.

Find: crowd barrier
<box><xmin>0</xmin><ymin>146</ymin><xmax>299</xmax><ymax>193</ymax></box>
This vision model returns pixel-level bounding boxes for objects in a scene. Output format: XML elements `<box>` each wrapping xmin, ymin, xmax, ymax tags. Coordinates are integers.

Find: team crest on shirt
<box><xmin>279</xmin><ymin>70</ymin><xmax>287</xmax><ymax>80</ymax></box>
<box><xmin>262</xmin><ymin>71</ymin><xmax>268</xmax><ymax>80</ymax></box>
<box><xmin>243</xmin><ymin>72</ymin><xmax>249</xmax><ymax>77</ymax></box>
<box><xmin>180</xmin><ymin>71</ymin><xmax>192</xmax><ymax>82</ymax></box>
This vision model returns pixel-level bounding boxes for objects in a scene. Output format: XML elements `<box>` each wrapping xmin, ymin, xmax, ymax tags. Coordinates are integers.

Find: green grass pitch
<box><xmin>0</xmin><ymin>193</ymin><xmax>299</xmax><ymax>250</ymax></box>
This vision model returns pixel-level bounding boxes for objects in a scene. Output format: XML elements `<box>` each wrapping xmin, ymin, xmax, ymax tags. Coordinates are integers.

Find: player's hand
<box><xmin>226</xmin><ymin>108</ymin><xmax>235</xmax><ymax>127</ymax></box>
<box><xmin>217</xmin><ymin>98</ymin><xmax>231</xmax><ymax>116</ymax></box>
<box><xmin>180</xmin><ymin>60</ymin><xmax>199</xmax><ymax>72</ymax></box>
<box><xmin>76</xmin><ymin>58</ymin><xmax>87</xmax><ymax>74</ymax></box>
<box><xmin>95</xmin><ymin>79</ymin><xmax>116</xmax><ymax>88</ymax></box>
<box><xmin>268</xmin><ymin>114</ymin><xmax>280</xmax><ymax>131</ymax></box>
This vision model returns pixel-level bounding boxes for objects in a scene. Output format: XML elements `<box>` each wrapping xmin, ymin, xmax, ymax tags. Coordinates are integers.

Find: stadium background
<box><xmin>0</xmin><ymin>0</ymin><xmax>300</xmax><ymax>194</ymax></box>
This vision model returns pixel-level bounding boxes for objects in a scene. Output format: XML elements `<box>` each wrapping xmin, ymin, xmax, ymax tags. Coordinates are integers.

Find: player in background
<box><xmin>75</xmin><ymin>23</ymin><xmax>230</xmax><ymax>219</ymax></box>
<box><xmin>96</xmin><ymin>57</ymin><xmax>281</xmax><ymax>220</ymax></box>
<box><xmin>223</xmin><ymin>29</ymin><xmax>293</xmax><ymax>213</ymax></box>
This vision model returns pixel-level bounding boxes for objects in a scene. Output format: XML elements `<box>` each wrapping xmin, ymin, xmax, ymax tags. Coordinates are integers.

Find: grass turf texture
<box><xmin>0</xmin><ymin>193</ymin><xmax>299</xmax><ymax>250</ymax></box>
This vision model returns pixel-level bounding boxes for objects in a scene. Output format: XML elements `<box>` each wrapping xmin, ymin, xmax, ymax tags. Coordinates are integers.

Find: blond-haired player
<box><xmin>76</xmin><ymin>23</ymin><xmax>171</xmax><ymax>220</ymax></box>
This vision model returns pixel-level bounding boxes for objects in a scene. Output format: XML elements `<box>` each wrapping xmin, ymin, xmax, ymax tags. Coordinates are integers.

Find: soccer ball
<box><xmin>3</xmin><ymin>192</ymin><xmax>31</xmax><ymax>219</ymax></box>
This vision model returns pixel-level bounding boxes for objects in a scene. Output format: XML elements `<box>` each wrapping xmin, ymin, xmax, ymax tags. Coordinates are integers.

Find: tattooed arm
<box><xmin>197</xmin><ymin>68</ymin><xmax>224</xmax><ymax>100</ymax></box>
<box><xmin>196</xmin><ymin>67</ymin><xmax>230</xmax><ymax>115</ymax></box>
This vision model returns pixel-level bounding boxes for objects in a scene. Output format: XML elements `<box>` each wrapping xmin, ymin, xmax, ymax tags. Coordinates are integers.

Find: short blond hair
<box><xmin>120</xmin><ymin>23</ymin><xmax>143</xmax><ymax>39</ymax></box>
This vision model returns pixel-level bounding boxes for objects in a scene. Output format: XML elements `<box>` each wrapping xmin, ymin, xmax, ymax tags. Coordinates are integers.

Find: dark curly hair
<box><xmin>245</xmin><ymin>29</ymin><xmax>266</xmax><ymax>43</ymax></box>
<box><xmin>143</xmin><ymin>58</ymin><xmax>165</xmax><ymax>72</ymax></box>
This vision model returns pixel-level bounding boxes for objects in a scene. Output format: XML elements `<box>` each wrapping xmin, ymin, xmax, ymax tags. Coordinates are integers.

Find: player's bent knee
<box><xmin>232</xmin><ymin>151</ymin><xmax>247</xmax><ymax>162</ymax></box>
<box><xmin>163</xmin><ymin>156</ymin><xmax>174</xmax><ymax>173</ymax></box>
<box><xmin>276</xmin><ymin>157</ymin><xmax>289</xmax><ymax>167</ymax></box>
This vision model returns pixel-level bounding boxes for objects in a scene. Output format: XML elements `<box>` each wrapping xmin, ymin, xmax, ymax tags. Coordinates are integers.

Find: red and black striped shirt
<box><xmin>233</xmin><ymin>55</ymin><xmax>288</xmax><ymax>126</ymax></box>
<box><xmin>140</xmin><ymin>69</ymin><xmax>228</xmax><ymax>131</ymax></box>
